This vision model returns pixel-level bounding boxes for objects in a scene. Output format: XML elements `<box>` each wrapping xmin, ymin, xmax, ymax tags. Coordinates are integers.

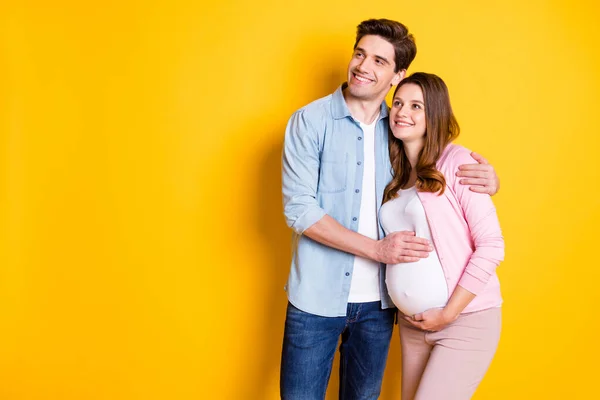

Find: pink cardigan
<box><xmin>416</xmin><ymin>144</ymin><xmax>504</xmax><ymax>313</ymax></box>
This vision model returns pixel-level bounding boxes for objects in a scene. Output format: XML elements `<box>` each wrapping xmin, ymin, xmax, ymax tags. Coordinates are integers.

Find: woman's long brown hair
<box><xmin>383</xmin><ymin>72</ymin><xmax>460</xmax><ymax>204</ymax></box>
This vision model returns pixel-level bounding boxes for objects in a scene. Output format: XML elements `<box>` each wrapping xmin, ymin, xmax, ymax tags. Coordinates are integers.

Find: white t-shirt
<box><xmin>348</xmin><ymin>118</ymin><xmax>381</xmax><ymax>303</ymax></box>
<box><xmin>379</xmin><ymin>186</ymin><xmax>449</xmax><ymax>315</ymax></box>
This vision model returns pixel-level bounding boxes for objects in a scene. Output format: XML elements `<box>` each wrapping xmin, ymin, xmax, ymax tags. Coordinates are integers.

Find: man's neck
<box><xmin>342</xmin><ymin>88</ymin><xmax>385</xmax><ymax>125</ymax></box>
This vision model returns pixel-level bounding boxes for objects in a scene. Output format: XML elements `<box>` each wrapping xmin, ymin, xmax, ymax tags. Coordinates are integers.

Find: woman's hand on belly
<box><xmin>402</xmin><ymin>307</ymin><xmax>458</xmax><ymax>332</ymax></box>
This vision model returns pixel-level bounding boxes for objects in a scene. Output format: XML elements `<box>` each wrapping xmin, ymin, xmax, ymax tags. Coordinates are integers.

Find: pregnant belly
<box><xmin>386</xmin><ymin>259</ymin><xmax>449</xmax><ymax>316</ymax></box>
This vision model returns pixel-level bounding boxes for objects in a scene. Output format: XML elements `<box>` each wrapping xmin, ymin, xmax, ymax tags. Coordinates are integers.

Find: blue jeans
<box><xmin>280</xmin><ymin>301</ymin><xmax>395</xmax><ymax>400</ymax></box>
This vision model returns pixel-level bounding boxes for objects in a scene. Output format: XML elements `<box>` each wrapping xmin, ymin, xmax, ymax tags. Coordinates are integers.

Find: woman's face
<box><xmin>390</xmin><ymin>83</ymin><xmax>426</xmax><ymax>145</ymax></box>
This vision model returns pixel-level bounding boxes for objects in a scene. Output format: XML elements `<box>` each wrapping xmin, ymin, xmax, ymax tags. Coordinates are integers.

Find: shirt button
<box><xmin>357</xmin><ymin>161</ymin><xmax>362</xmax><ymax>165</ymax></box>
<box><xmin>355</xmin><ymin>189</ymin><xmax>360</xmax><ymax>193</ymax></box>
<box><xmin>358</xmin><ymin>137</ymin><xmax>362</xmax><ymax>140</ymax></box>
<box><xmin>352</xmin><ymin>217</ymin><xmax>357</xmax><ymax>221</ymax></box>
<box><xmin>345</xmin><ymin>272</ymin><xmax>350</xmax><ymax>276</ymax></box>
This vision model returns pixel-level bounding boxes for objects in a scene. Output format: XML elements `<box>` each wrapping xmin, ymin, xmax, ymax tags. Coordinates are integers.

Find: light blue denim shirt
<box><xmin>282</xmin><ymin>83</ymin><xmax>394</xmax><ymax>317</ymax></box>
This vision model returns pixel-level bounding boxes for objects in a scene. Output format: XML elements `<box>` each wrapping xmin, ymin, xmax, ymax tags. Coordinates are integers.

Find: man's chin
<box><xmin>346</xmin><ymin>84</ymin><xmax>373</xmax><ymax>99</ymax></box>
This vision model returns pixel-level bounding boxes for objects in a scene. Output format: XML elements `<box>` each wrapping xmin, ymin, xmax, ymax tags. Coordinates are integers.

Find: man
<box><xmin>281</xmin><ymin>19</ymin><xmax>499</xmax><ymax>399</ymax></box>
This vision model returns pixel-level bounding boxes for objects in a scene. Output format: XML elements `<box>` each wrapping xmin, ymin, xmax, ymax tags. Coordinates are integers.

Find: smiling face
<box><xmin>346</xmin><ymin>35</ymin><xmax>405</xmax><ymax>102</ymax></box>
<box><xmin>390</xmin><ymin>83</ymin><xmax>427</xmax><ymax>146</ymax></box>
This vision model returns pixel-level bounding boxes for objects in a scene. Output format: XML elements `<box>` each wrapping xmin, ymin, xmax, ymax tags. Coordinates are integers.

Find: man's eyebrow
<box><xmin>374</xmin><ymin>55</ymin><xmax>390</xmax><ymax>65</ymax></box>
<box><xmin>355</xmin><ymin>47</ymin><xmax>390</xmax><ymax>65</ymax></box>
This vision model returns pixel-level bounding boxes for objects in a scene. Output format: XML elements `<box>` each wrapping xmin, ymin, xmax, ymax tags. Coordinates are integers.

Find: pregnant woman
<box><xmin>379</xmin><ymin>73</ymin><xmax>504</xmax><ymax>400</ymax></box>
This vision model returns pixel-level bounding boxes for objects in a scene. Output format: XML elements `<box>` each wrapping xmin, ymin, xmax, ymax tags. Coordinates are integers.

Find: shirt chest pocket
<box><xmin>318</xmin><ymin>153</ymin><xmax>348</xmax><ymax>193</ymax></box>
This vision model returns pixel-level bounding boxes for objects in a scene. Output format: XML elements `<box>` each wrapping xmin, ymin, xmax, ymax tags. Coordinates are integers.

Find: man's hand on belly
<box><xmin>375</xmin><ymin>231</ymin><xmax>433</xmax><ymax>264</ymax></box>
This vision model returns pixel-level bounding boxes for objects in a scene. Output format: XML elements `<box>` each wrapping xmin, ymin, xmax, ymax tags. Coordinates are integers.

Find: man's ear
<box><xmin>391</xmin><ymin>69</ymin><xmax>406</xmax><ymax>86</ymax></box>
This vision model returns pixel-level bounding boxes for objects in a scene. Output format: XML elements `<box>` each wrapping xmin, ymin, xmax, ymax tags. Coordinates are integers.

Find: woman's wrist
<box><xmin>442</xmin><ymin>306</ymin><xmax>460</xmax><ymax>323</ymax></box>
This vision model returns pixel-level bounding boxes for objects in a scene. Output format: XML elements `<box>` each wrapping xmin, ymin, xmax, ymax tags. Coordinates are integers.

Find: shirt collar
<box><xmin>331</xmin><ymin>83</ymin><xmax>389</xmax><ymax>121</ymax></box>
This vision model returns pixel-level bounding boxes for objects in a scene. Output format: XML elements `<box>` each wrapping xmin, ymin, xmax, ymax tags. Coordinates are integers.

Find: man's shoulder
<box><xmin>293</xmin><ymin>93</ymin><xmax>335</xmax><ymax>120</ymax></box>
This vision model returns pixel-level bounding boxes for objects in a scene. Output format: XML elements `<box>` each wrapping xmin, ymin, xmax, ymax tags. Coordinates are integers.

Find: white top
<box><xmin>348</xmin><ymin>118</ymin><xmax>381</xmax><ymax>302</ymax></box>
<box><xmin>379</xmin><ymin>186</ymin><xmax>448</xmax><ymax>315</ymax></box>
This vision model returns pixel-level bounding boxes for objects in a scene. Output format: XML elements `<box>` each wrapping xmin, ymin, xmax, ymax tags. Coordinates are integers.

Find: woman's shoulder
<box><xmin>438</xmin><ymin>143</ymin><xmax>476</xmax><ymax>170</ymax></box>
<box><xmin>436</xmin><ymin>144</ymin><xmax>477</xmax><ymax>188</ymax></box>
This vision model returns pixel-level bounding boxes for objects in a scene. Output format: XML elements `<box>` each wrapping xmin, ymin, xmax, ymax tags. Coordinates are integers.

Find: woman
<box><xmin>379</xmin><ymin>72</ymin><xmax>504</xmax><ymax>400</ymax></box>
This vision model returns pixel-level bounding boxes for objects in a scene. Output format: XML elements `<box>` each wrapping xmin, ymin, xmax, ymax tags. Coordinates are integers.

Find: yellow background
<box><xmin>1</xmin><ymin>0</ymin><xmax>599</xmax><ymax>399</ymax></box>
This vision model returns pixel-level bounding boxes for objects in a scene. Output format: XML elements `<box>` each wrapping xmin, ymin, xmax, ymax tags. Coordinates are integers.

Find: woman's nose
<box><xmin>395</xmin><ymin>105</ymin><xmax>408</xmax><ymax>117</ymax></box>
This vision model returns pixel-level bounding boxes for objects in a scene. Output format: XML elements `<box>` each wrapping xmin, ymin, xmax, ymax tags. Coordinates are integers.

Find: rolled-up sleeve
<box><xmin>451</xmin><ymin>149</ymin><xmax>505</xmax><ymax>295</ymax></box>
<box><xmin>282</xmin><ymin>110</ymin><xmax>326</xmax><ymax>234</ymax></box>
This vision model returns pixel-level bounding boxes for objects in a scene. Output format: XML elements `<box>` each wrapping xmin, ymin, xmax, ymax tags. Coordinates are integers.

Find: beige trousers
<box><xmin>398</xmin><ymin>307</ymin><xmax>502</xmax><ymax>400</ymax></box>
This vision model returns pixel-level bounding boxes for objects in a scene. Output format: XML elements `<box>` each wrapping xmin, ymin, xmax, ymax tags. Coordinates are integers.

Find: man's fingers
<box><xmin>401</xmin><ymin>242</ymin><xmax>433</xmax><ymax>252</ymax></box>
<box><xmin>389</xmin><ymin>252</ymin><xmax>428</xmax><ymax>263</ymax></box>
<box><xmin>459</xmin><ymin>178</ymin><xmax>489</xmax><ymax>186</ymax></box>
<box><xmin>400</xmin><ymin>250</ymin><xmax>430</xmax><ymax>258</ymax></box>
<box><xmin>457</xmin><ymin>164</ymin><xmax>492</xmax><ymax>172</ymax></box>
<box><xmin>470</xmin><ymin>151</ymin><xmax>489</xmax><ymax>164</ymax></box>
<box><xmin>456</xmin><ymin>170</ymin><xmax>490</xmax><ymax>178</ymax></box>
<box><xmin>386</xmin><ymin>241</ymin><xmax>433</xmax><ymax>264</ymax></box>
<box><xmin>468</xmin><ymin>186</ymin><xmax>491</xmax><ymax>194</ymax></box>
<box><xmin>402</xmin><ymin>236</ymin><xmax>431</xmax><ymax>246</ymax></box>
<box><xmin>395</xmin><ymin>256</ymin><xmax>420</xmax><ymax>263</ymax></box>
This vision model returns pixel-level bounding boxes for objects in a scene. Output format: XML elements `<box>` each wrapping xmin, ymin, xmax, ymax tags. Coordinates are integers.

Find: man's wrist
<box><xmin>366</xmin><ymin>239</ymin><xmax>381</xmax><ymax>263</ymax></box>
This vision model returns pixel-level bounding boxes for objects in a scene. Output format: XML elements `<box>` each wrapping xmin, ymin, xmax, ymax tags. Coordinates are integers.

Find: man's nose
<box><xmin>356</xmin><ymin>57</ymin><xmax>370</xmax><ymax>72</ymax></box>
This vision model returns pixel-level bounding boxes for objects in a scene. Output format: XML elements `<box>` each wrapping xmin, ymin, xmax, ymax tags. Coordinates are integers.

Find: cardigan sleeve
<box><xmin>446</xmin><ymin>146</ymin><xmax>505</xmax><ymax>295</ymax></box>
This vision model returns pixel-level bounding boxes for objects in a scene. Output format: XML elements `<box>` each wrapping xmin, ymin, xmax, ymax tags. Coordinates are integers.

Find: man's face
<box><xmin>346</xmin><ymin>35</ymin><xmax>405</xmax><ymax>102</ymax></box>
